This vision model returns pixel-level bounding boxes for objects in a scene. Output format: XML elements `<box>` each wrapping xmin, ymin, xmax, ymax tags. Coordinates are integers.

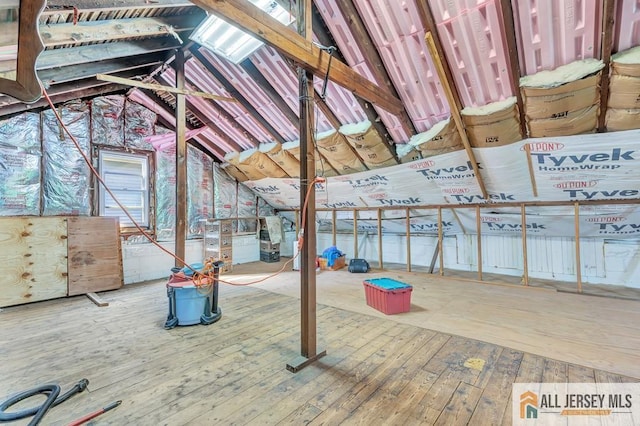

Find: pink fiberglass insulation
<box><xmin>353</xmin><ymin>0</ymin><xmax>450</xmax><ymax>127</ymax></box>
<box><xmin>431</xmin><ymin>0</ymin><xmax>514</xmax><ymax>106</ymax></box>
<box><xmin>314</xmin><ymin>0</ymin><xmax>412</xmax><ymax>142</ymax></box>
<box><xmin>614</xmin><ymin>0</ymin><xmax>640</xmax><ymax>52</ymax></box>
<box><xmin>249</xmin><ymin>46</ymin><xmax>334</xmax><ymax>133</ymax></box>
<box><xmin>198</xmin><ymin>48</ymin><xmax>298</xmax><ymax>142</ymax></box>
<box><xmin>160</xmin><ymin>67</ymin><xmax>255</xmax><ymax>151</ymax></box>
<box><xmin>186</xmin><ymin>58</ymin><xmax>276</xmax><ymax>144</ymax></box>
<box><xmin>511</xmin><ymin>0</ymin><xmax>602</xmax><ymax>75</ymax></box>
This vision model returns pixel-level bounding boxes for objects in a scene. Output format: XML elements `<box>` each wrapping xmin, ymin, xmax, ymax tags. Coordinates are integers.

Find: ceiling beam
<box><xmin>332</xmin><ymin>0</ymin><xmax>416</xmax><ymax>137</ymax></box>
<box><xmin>0</xmin><ymin>83</ymin><xmax>126</xmax><ymax>117</ymax></box>
<box><xmin>39</xmin><ymin>15</ymin><xmax>201</xmax><ymax>48</ymax></box>
<box><xmin>36</xmin><ymin>38</ymin><xmax>182</xmax><ymax>70</ymax></box>
<box><xmin>45</xmin><ymin>0</ymin><xmax>194</xmax><ymax>10</ymax></box>
<box><xmin>190</xmin><ymin>47</ymin><xmax>287</xmax><ymax>145</ymax></box>
<box><xmin>40</xmin><ymin>53</ymin><xmax>166</xmax><ymax>86</ymax></box>
<box><xmin>240</xmin><ymin>58</ymin><xmax>300</xmax><ymax>129</ymax></box>
<box><xmin>189</xmin><ymin>0</ymin><xmax>404</xmax><ymax>115</ymax></box>
<box><xmin>498</xmin><ymin>0</ymin><xmax>527</xmax><ymax>137</ymax></box>
<box><xmin>597</xmin><ymin>0</ymin><xmax>616</xmax><ymax>132</ymax></box>
<box><xmin>96</xmin><ymin>73</ymin><xmax>237</xmax><ymax>103</ymax></box>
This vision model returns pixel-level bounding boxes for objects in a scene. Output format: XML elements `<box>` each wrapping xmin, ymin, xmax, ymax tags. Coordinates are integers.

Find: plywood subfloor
<box><xmin>0</xmin><ymin>280</ymin><xmax>635</xmax><ymax>425</ymax></box>
<box><xmin>225</xmin><ymin>258</ymin><xmax>640</xmax><ymax>379</ymax></box>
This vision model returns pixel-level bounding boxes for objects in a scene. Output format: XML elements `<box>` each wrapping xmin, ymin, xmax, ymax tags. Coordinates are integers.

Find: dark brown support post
<box><xmin>499</xmin><ymin>0</ymin><xmax>527</xmax><ymax>137</ymax></box>
<box><xmin>287</xmin><ymin>0</ymin><xmax>326</xmax><ymax>373</ymax></box>
<box><xmin>598</xmin><ymin>0</ymin><xmax>616</xmax><ymax>132</ymax></box>
<box><xmin>174</xmin><ymin>50</ymin><xmax>187</xmax><ymax>267</ymax></box>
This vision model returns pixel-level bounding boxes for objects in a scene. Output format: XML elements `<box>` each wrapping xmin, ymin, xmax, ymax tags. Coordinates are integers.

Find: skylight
<box><xmin>190</xmin><ymin>0</ymin><xmax>295</xmax><ymax>65</ymax></box>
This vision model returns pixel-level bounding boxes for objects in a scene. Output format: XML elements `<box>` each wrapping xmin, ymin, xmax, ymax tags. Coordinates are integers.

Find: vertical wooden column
<box><xmin>353</xmin><ymin>209</ymin><xmax>358</xmax><ymax>258</ymax></box>
<box><xmin>377</xmin><ymin>209</ymin><xmax>383</xmax><ymax>269</ymax></box>
<box><xmin>575</xmin><ymin>203</ymin><xmax>582</xmax><ymax>293</ymax></box>
<box><xmin>174</xmin><ymin>50</ymin><xmax>187</xmax><ymax>267</ymax></box>
<box><xmin>438</xmin><ymin>207</ymin><xmax>444</xmax><ymax>276</ymax></box>
<box><xmin>476</xmin><ymin>206</ymin><xmax>482</xmax><ymax>281</ymax></box>
<box><xmin>331</xmin><ymin>210</ymin><xmax>337</xmax><ymax>246</ymax></box>
<box><xmin>287</xmin><ymin>0</ymin><xmax>325</xmax><ymax>373</ymax></box>
<box><xmin>405</xmin><ymin>207</ymin><xmax>411</xmax><ymax>272</ymax></box>
<box><xmin>521</xmin><ymin>204</ymin><xmax>529</xmax><ymax>286</ymax></box>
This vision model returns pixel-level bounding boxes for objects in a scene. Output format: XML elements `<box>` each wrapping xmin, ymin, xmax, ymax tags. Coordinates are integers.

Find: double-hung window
<box><xmin>99</xmin><ymin>151</ymin><xmax>150</xmax><ymax>228</ymax></box>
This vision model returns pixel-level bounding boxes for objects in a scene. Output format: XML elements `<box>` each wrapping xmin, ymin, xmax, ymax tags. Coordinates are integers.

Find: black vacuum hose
<box><xmin>0</xmin><ymin>379</ymin><xmax>88</xmax><ymax>426</ymax></box>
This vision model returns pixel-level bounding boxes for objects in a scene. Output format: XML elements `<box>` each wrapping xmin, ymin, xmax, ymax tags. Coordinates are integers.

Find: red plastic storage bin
<box><xmin>363</xmin><ymin>278</ymin><xmax>412</xmax><ymax>315</ymax></box>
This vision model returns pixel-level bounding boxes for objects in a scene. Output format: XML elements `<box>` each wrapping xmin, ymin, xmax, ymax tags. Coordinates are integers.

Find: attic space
<box><xmin>1</xmin><ymin>0</ymin><xmax>640</xmax><ymax>424</ymax></box>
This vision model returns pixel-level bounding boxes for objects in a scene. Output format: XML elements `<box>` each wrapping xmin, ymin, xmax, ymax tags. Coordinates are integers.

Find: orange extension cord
<box><xmin>41</xmin><ymin>88</ymin><xmax>319</xmax><ymax>287</ymax></box>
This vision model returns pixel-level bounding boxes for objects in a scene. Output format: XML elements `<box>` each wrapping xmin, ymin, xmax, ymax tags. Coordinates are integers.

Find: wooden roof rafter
<box><xmin>189</xmin><ymin>0</ymin><xmax>404</xmax><ymax>115</ymax></box>
<box><xmin>239</xmin><ymin>58</ymin><xmax>300</xmax><ymax>129</ymax></box>
<box><xmin>189</xmin><ymin>46</ymin><xmax>288</xmax><ymax>145</ymax></box>
<box><xmin>331</xmin><ymin>0</ymin><xmax>416</xmax><ymax>138</ymax></box>
<box><xmin>598</xmin><ymin>0</ymin><xmax>616</xmax><ymax>132</ymax></box>
<box><xmin>159</xmin><ymin>65</ymin><xmax>262</xmax><ymax>148</ymax></box>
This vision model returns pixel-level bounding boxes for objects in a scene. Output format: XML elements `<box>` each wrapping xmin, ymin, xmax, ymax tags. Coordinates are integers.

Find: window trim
<box><xmin>98</xmin><ymin>149</ymin><xmax>152</xmax><ymax>230</ymax></box>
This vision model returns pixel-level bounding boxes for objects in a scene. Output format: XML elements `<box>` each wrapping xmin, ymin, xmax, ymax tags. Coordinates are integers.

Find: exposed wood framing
<box><xmin>574</xmin><ymin>203</ymin><xmax>582</xmax><ymax>293</ymax></box>
<box><xmin>190</xmin><ymin>0</ymin><xmax>404</xmax><ymax>115</ymax></box>
<box><xmin>405</xmin><ymin>208</ymin><xmax>411</xmax><ymax>272</ymax></box>
<box><xmin>194</xmin><ymin>133</ymin><xmax>228</xmax><ymax>161</ymax></box>
<box><xmin>598</xmin><ymin>0</ymin><xmax>616</xmax><ymax>132</ymax></box>
<box><xmin>309</xmin><ymin>11</ymin><xmax>399</xmax><ymax>159</ymax></box>
<box><xmin>190</xmin><ymin>47</ymin><xmax>287</xmax><ymax>145</ymax></box>
<box><xmin>37</xmin><ymin>38</ymin><xmax>183</xmax><ymax>70</ymax></box>
<box><xmin>476</xmin><ymin>206</ymin><xmax>482</xmax><ymax>281</ymax></box>
<box><xmin>96</xmin><ymin>73</ymin><xmax>237</xmax><ymax>103</ymax></box>
<box><xmin>0</xmin><ymin>82</ymin><xmax>126</xmax><ymax>117</ymax></box>
<box><xmin>174</xmin><ymin>50</ymin><xmax>187</xmax><ymax>267</ymax></box>
<box><xmin>39</xmin><ymin>16</ymin><xmax>202</xmax><ymax>48</ymax></box>
<box><xmin>425</xmin><ymin>32</ymin><xmax>489</xmax><ymax>200</ymax></box>
<box><xmin>286</xmin><ymin>0</ymin><xmax>326</xmax><ymax>373</ymax></box>
<box><xmin>41</xmin><ymin>53</ymin><xmax>166</xmax><ymax>86</ymax></box>
<box><xmin>498</xmin><ymin>0</ymin><xmax>528</xmax><ymax>137</ymax></box>
<box><xmin>183</xmin><ymin>76</ymin><xmax>262</xmax><ymax>147</ymax></box>
<box><xmin>333</xmin><ymin>0</ymin><xmax>416</xmax><ymax>137</ymax></box>
<box><xmin>414</xmin><ymin>1</ymin><xmax>463</xmax><ymax>112</ymax></box>
<box><xmin>183</xmin><ymin>101</ymin><xmax>245</xmax><ymax>152</ymax></box>
<box><xmin>521</xmin><ymin>204</ymin><xmax>529</xmax><ymax>286</ymax></box>
<box><xmin>240</xmin><ymin>59</ymin><xmax>300</xmax><ymax>128</ymax></box>
<box><xmin>45</xmin><ymin>0</ymin><xmax>194</xmax><ymax>10</ymax></box>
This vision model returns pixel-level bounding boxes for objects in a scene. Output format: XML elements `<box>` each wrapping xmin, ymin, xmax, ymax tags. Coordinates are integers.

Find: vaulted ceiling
<box><xmin>1</xmin><ymin>0</ymin><xmax>637</xmax><ymax>163</ymax></box>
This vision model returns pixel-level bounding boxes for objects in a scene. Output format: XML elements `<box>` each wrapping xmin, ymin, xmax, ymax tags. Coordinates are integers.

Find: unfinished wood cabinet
<box><xmin>0</xmin><ymin>216</ymin><xmax>123</xmax><ymax>307</ymax></box>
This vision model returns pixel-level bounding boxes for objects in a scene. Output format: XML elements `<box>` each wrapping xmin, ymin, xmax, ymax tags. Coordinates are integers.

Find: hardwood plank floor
<box><xmin>0</xmin><ymin>271</ymin><xmax>637</xmax><ymax>425</ymax></box>
<box><xmin>228</xmin><ymin>259</ymin><xmax>640</xmax><ymax>378</ymax></box>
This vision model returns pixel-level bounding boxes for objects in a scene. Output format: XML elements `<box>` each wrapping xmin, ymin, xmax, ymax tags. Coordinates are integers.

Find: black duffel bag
<box><xmin>348</xmin><ymin>258</ymin><xmax>370</xmax><ymax>273</ymax></box>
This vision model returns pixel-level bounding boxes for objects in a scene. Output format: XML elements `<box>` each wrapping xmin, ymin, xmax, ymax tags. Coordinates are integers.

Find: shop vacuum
<box><xmin>164</xmin><ymin>260</ymin><xmax>223</xmax><ymax>329</ymax></box>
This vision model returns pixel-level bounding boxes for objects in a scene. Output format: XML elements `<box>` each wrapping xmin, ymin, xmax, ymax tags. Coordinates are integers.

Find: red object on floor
<box><xmin>363</xmin><ymin>278</ymin><xmax>412</xmax><ymax>315</ymax></box>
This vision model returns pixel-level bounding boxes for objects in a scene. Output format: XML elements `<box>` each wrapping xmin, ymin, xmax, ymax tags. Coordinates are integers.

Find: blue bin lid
<box><xmin>364</xmin><ymin>278</ymin><xmax>412</xmax><ymax>290</ymax></box>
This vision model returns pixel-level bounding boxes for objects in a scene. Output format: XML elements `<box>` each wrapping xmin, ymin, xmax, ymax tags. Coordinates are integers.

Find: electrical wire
<box><xmin>41</xmin><ymin>88</ymin><xmax>311</xmax><ymax>287</ymax></box>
